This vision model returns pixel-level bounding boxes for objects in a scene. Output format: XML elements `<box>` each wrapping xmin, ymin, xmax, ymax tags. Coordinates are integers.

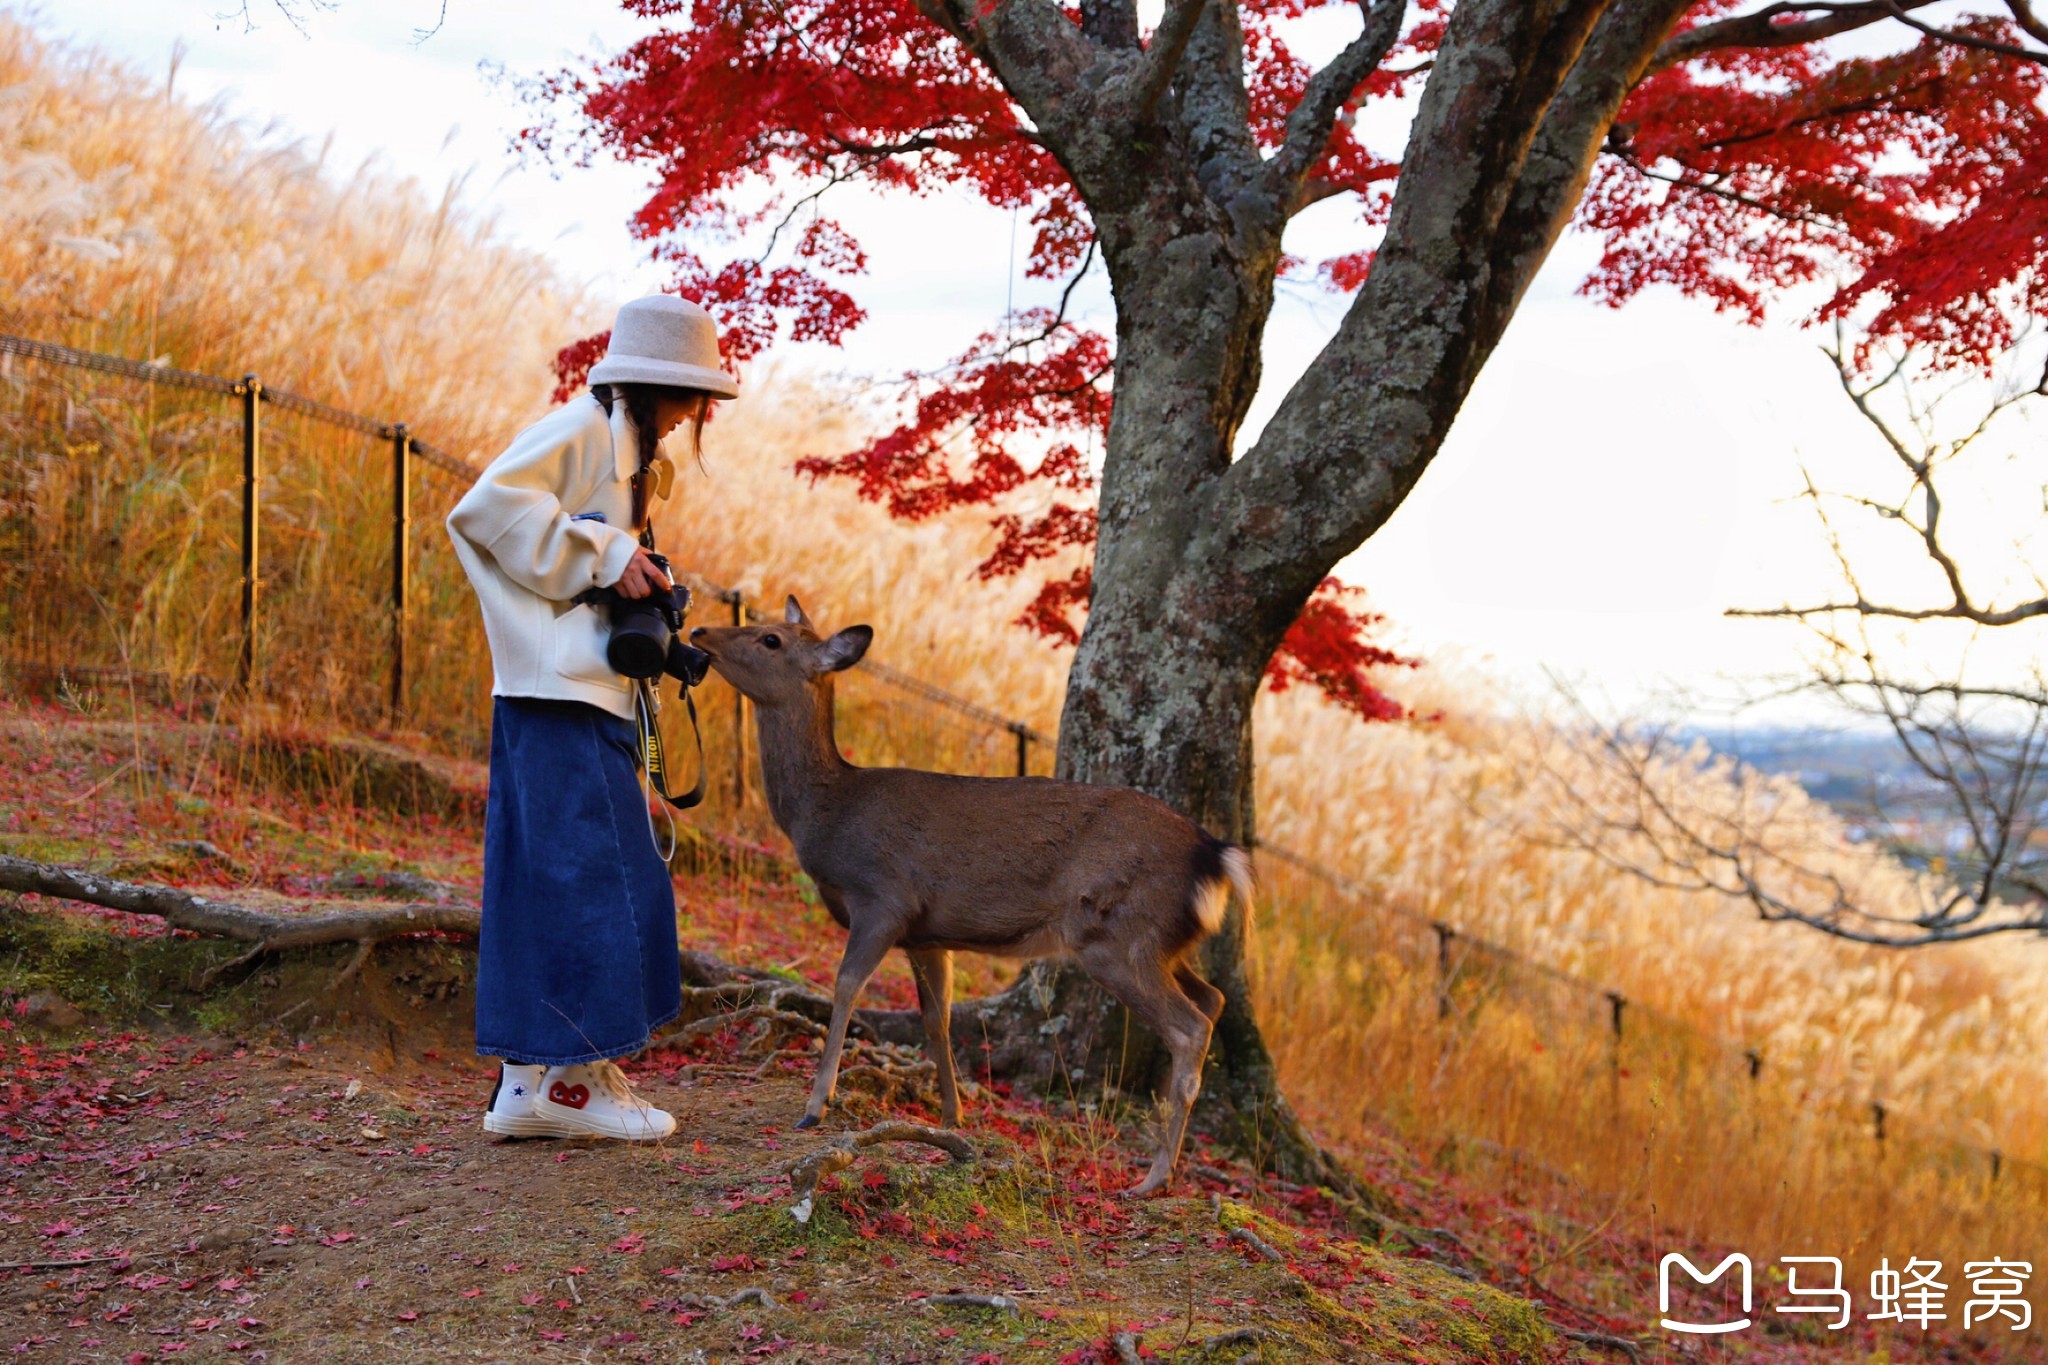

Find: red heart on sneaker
<box><xmin>548</xmin><ymin>1081</ymin><xmax>590</xmax><ymax>1110</ymax></box>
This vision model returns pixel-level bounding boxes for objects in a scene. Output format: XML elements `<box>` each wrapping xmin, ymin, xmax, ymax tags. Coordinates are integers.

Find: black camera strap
<box><xmin>635</xmin><ymin>678</ymin><xmax>707</xmax><ymax>813</ymax></box>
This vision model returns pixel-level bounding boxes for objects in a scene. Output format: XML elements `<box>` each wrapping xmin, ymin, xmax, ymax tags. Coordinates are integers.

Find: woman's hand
<box><xmin>613</xmin><ymin>546</ymin><xmax>669</xmax><ymax>600</ymax></box>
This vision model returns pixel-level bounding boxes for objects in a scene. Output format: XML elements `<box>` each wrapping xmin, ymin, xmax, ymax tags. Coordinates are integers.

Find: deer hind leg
<box><xmin>1174</xmin><ymin>962</ymin><xmax>1224</xmax><ymax>1025</ymax></box>
<box><xmin>908</xmin><ymin>947</ymin><xmax>960</xmax><ymax>1128</ymax></box>
<box><xmin>1081</xmin><ymin>946</ymin><xmax>1215</xmax><ymax>1198</ymax></box>
<box><xmin>799</xmin><ymin>923</ymin><xmax>897</xmax><ymax>1130</ymax></box>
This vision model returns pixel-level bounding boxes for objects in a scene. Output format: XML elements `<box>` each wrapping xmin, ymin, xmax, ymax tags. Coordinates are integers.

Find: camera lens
<box><xmin>605</xmin><ymin>601</ymin><xmax>673</xmax><ymax>679</ymax></box>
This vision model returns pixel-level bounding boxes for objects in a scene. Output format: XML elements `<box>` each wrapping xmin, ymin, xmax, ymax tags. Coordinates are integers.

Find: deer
<box><xmin>688</xmin><ymin>597</ymin><xmax>1252</xmax><ymax>1197</ymax></box>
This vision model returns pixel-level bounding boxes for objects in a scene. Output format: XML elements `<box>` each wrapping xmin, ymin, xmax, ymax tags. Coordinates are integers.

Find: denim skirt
<box><xmin>475</xmin><ymin>696</ymin><xmax>681</xmax><ymax>1065</ymax></box>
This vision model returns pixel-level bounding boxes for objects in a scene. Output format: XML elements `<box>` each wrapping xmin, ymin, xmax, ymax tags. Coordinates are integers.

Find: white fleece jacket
<box><xmin>446</xmin><ymin>394</ymin><xmax>647</xmax><ymax>719</ymax></box>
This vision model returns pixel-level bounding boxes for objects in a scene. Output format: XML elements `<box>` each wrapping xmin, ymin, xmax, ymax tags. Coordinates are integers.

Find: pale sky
<box><xmin>22</xmin><ymin>0</ymin><xmax>2044</xmax><ymax>724</ymax></box>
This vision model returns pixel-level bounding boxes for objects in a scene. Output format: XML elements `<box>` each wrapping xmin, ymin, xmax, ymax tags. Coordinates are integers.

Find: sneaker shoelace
<box><xmin>592</xmin><ymin>1061</ymin><xmax>651</xmax><ymax>1110</ymax></box>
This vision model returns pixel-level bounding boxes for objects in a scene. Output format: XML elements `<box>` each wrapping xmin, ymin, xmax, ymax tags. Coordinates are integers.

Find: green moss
<box><xmin>0</xmin><ymin>898</ymin><xmax>224</xmax><ymax>1023</ymax></box>
<box><xmin>0</xmin><ymin>833</ymin><xmax>105</xmax><ymax>865</ymax></box>
<box><xmin>692</xmin><ymin>1143</ymin><xmax>1031</xmax><ymax>1268</ymax></box>
<box><xmin>0</xmin><ymin>898</ymin><xmax>472</xmax><ymax>1037</ymax></box>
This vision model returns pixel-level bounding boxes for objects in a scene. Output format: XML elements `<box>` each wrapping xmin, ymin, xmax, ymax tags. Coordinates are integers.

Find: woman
<box><xmin>446</xmin><ymin>294</ymin><xmax>737</xmax><ymax>1141</ymax></box>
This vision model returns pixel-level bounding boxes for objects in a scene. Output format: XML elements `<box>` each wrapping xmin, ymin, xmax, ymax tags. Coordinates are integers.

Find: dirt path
<box><xmin>1</xmin><ymin>1031</ymin><xmax>1562</xmax><ymax>1363</ymax></box>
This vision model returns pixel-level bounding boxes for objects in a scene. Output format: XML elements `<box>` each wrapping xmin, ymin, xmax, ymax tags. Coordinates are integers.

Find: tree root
<box><xmin>785</xmin><ymin>1120</ymin><xmax>975</xmax><ymax>1223</ymax></box>
<box><xmin>667</xmin><ymin>1004</ymin><xmax>824</xmax><ymax>1052</ymax></box>
<box><xmin>195</xmin><ymin>938</ymin><xmax>271</xmax><ymax>990</ymax></box>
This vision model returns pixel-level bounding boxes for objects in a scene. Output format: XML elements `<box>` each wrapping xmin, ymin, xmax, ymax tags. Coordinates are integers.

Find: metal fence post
<box><xmin>729</xmin><ymin>589</ymin><xmax>750</xmax><ymax>806</ymax></box>
<box><xmin>1605</xmin><ymin>990</ymin><xmax>1627</xmax><ymax>1079</ymax></box>
<box><xmin>1011</xmin><ymin>721</ymin><xmax>1031</xmax><ymax>776</ymax></box>
<box><xmin>237</xmin><ymin>374</ymin><xmax>262</xmax><ymax>691</ymax></box>
<box><xmin>1432</xmin><ymin>921</ymin><xmax>1455</xmax><ymax>1019</ymax></box>
<box><xmin>389</xmin><ymin>423</ymin><xmax>410</xmax><ymax>721</ymax></box>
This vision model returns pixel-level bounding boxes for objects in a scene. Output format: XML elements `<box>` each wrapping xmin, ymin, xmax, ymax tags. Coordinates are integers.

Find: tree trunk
<box><xmin>950</xmin><ymin>0</ymin><xmax>1679</xmax><ymax>1195</ymax></box>
<box><xmin>968</xmin><ymin>141</ymin><xmax>1351</xmax><ymax>1182</ymax></box>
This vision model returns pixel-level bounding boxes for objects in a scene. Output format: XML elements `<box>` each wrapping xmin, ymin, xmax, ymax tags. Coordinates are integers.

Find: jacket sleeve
<box><xmin>446</xmin><ymin>416</ymin><xmax>639</xmax><ymax>601</ymax></box>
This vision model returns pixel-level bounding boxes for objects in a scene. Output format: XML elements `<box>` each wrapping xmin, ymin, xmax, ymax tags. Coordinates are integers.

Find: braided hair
<box><xmin>593</xmin><ymin>383</ymin><xmax>712</xmax><ymax>530</ymax></box>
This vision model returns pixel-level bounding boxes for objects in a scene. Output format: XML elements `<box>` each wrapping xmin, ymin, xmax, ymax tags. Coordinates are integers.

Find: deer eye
<box><xmin>761</xmin><ymin>634</ymin><xmax>782</xmax><ymax>650</ymax></box>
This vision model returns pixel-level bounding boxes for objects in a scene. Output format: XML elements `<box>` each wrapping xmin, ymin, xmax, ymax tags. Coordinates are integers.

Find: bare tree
<box><xmin>1547</xmin><ymin>328</ymin><xmax>2048</xmax><ymax>947</ymax></box>
<box><xmin>214</xmin><ymin>1</ymin><xmax>449</xmax><ymax>43</ymax></box>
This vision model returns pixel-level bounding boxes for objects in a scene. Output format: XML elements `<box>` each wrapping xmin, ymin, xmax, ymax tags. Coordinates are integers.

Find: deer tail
<box><xmin>1189</xmin><ymin>835</ymin><xmax>1255</xmax><ymax>938</ymax></box>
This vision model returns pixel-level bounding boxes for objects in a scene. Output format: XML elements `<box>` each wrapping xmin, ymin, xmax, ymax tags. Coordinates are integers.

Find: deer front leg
<box><xmin>907</xmin><ymin>947</ymin><xmax>960</xmax><ymax>1128</ymax></box>
<box><xmin>798</xmin><ymin>923</ymin><xmax>897</xmax><ymax>1130</ymax></box>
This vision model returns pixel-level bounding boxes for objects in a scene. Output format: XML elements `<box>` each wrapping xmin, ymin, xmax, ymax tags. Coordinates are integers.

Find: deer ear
<box><xmin>784</xmin><ymin>595</ymin><xmax>809</xmax><ymax>627</ymax></box>
<box><xmin>814</xmin><ymin>625</ymin><xmax>872</xmax><ymax>673</ymax></box>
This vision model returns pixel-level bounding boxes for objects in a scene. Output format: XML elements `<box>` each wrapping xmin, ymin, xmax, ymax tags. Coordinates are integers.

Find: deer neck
<box><xmin>753</xmin><ymin>679</ymin><xmax>848</xmax><ymax>834</ymax></box>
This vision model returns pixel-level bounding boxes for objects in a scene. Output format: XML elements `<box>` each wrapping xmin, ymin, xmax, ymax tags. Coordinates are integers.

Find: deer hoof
<box><xmin>794</xmin><ymin>1114</ymin><xmax>820</xmax><ymax>1131</ymax></box>
<box><xmin>1122</xmin><ymin>1173</ymin><xmax>1169</xmax><ymax>1199</ymax></box>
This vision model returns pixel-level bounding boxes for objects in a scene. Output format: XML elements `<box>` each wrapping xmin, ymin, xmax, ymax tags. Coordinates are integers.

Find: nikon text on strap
<box><xmin>636</xmin><ymin>678</ymin><xmax>707</xmax><ymax>814</ymax></box>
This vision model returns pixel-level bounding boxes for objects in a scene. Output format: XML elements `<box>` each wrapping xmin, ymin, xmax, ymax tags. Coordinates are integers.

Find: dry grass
<box><xmin>0</xmin><ymin>18</ymin><xmax>589</xmax><ymax>426</ymax></box>
<box><xmin>2</xmin><ymin>10</ymin><xmax>2043</xmax><ymax>1315</ymax></box>
<box><xmin>1250</xmin><ymin>690</ymin><xmax>2048</xmax><ymax>1291</ymax></box>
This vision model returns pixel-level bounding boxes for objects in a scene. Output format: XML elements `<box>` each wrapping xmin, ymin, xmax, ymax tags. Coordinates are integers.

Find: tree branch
<box><xmin>1220</xmin><ymin>0</ymin><xmax>1632</xmax><ymax>623</ymax></box>
<box><xmin>1576</xmin><ymin>335</ymin><xmax>2048</xmax><ymax>950</ymax></box>
<box><xmin>1080</xmin><ymin>0</ymin><xmax>1139</xmax><ymax>48</ymax></box>
<box><xmin>1877</xmin><ymin>0</ymin><xmax>2048</xmax><ymax>63</ymax></box>
<box><xmin>2007</xmin><ymin>0</ymin><xmax>2048</xmax><ymax>45</ymax></box>
<box><xmin>909</xmin><ymin>0</ymin><xmax>1097</xmax><ymax>129</ymax></box>
<box><xmin>1731</xmin><ymin>340</ymin><xmax>2047</xmax><ymax>626</ymax></box>
<box><xmin>1474</xmin><ymin>0</ymin><xmax>1712</xmax><ymax>348</ymax></box>
<box><xmin>1535</xmin><ymin>684</ymin><xmax>2048</xmax><ymax>948</ymax></box>
<box><xmin>1262</xmin><ymin>0</ymin><xmax>1406</xmax><ymax>214</ymax></box>
<box><xmin>1647</xmin><ymin>0</ymin><xmax>1942</xmax><ymax>75</ymax></box>
<box><xmin>1132</xmin><ymin>0</ymin><xmax>1209</xmax><ymax>116</ymax></box>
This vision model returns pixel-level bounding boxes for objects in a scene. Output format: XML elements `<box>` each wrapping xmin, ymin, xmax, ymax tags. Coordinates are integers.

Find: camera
<box><xmin>575</xmin><ymin>551</ymin><xmax>712</xmax><ymax>686</ymax></box>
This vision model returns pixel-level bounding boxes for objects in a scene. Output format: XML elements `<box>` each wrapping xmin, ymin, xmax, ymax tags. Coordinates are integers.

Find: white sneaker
<box><xmin>533</xmin><ymin>1061</ymin><xmax>676</xmax><ymax>1142</ymax></box>
<box><xmin>483</xmin><ymin>1063</ymin><xmax>576</xmax><ymax>1138</ymax></box>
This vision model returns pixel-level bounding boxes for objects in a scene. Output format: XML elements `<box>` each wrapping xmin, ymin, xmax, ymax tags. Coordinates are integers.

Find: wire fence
<box><xmin>2</xmin><ymin>330</ymin><xmax>2040</xmax><ymax>1213</ymax></box>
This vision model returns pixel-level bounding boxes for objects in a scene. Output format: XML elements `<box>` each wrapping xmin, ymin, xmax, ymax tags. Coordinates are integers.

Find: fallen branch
<box><xmin>666</xmin><ymin>1285</ymin><xmax>781</xmax><ymax>1312</ymax></box>
<box><xmin>927</xmin><ymin>1293</ymin><xmax>1019</xmax><ymax>1312</ymax></box>
<box><xmin>0</xmin><ymin>854</ymin><xmax>479</xmax><ymax>948</ymax></box>
<box><xmin>1196</xmin><ymin>1327</ymin><xmax>1267</xmax><ymax>1351</ymax></box>
<box><xmin>1557</xmin><ymin>1328</ymin><xmax>1643</xmax><ymax>1363</ymax></box>
<box><xmin>785</xmin><ymin>1120</ymin><xmax>976</xmax><ymax>1222</ymax></box>
<box><xmin>0</xmin><ymin>1255</ymin><xmax>131</xmax><ymax>1272</ymax></box>
<box><xmin>1227</xmin><ymin>1227</ymin><xmax>1286</xmax><ymax>1263</ymax></box>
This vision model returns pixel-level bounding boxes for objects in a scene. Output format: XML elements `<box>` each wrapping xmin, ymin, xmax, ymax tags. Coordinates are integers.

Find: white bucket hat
<box><xmin>586</xmin><ymin>295</ymin><xmax>740</xmax><ymax>398</ymax></box>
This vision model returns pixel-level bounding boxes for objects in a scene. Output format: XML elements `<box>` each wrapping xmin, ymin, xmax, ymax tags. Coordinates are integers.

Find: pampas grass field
<box><xmin>3</xmin><ymin>12</ymin><xmax>2043</xmax><ymax>1315</ymax></box>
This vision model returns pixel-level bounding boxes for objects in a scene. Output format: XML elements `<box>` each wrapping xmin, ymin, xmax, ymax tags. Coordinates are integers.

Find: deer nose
<box><xmin>688</xmin><ymin>626</ymin><xmax>708</xmax><ymax>642</ymax></box>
